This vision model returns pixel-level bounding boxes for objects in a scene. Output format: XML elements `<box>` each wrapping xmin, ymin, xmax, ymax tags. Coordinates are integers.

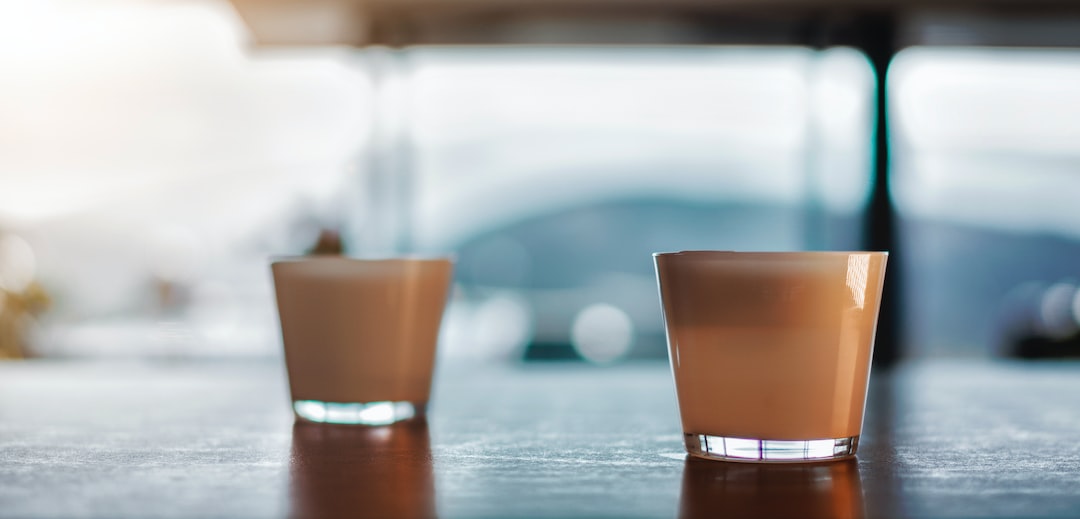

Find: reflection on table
<box><xmin>290</xmin><ymin>419</ymin><xmax>436</xmax><ymax>519</ymax></box>
<box><xmin>680</xmin><ymin>458</ymin><xmax>862</xmax><ymax>519</ymax></box>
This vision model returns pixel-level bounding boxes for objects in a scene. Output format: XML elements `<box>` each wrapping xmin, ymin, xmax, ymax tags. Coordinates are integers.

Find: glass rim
<box><xmin>652</xmin><ymin>250</ymin><xmax>888</xmax><ymax>258</ymax></box>
<box><xmin>270</xmin><ymin>254</ymin><xmax>455</xmax><ymax>266</ymax></box>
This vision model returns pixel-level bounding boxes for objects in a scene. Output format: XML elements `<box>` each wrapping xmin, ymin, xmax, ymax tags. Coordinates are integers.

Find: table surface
<box><xmin>1</xmin><ymin>358</ymin><xmax>1079</xmax><ymax>518</ymax></box>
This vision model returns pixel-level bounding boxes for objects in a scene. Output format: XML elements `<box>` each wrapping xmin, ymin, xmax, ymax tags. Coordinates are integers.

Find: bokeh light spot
<box><xmin>571</xmin><ymin>303</ymin><xmax>633</xmax><ymax>364</ymax></box>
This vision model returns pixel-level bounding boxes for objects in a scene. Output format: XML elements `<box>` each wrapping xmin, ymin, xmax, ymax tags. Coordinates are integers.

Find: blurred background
<box><xmin>2</xmin><ymin>0</ymin><xmax>1080</xmax><ymax>363</ymax></box>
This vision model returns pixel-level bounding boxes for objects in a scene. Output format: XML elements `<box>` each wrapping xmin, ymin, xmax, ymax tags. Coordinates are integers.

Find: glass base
<box><xmin>685</xmin><ymin>433</ymin><xmax>858</xmax><ymax>463</ymax></box>
<box><xmin>293</xmin><ymin>400</ymin><xmax>422</xmax><ymax>426</ymax></box>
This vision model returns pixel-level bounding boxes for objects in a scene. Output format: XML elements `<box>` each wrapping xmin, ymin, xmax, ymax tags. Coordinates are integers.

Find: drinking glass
<box><xmin>272</xmin><ymin>256</ymin><xmax>453</xmax><ymax>425</ymax></box>
<box><xmin>654</xmin><ymin>251</ymin><xmax>887</xmax><ymax>462</ymax></box>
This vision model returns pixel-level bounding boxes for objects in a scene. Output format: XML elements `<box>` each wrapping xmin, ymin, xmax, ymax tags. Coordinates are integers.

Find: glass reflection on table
<box><xmin>679</xmin><ymin>458</ymin><xmax>863</xmax><ymax>519</ymax></box>
<box><xmin>289</xmin><ymin>419</ymin><xmax>436</xmax><ymax>519</ymax></box>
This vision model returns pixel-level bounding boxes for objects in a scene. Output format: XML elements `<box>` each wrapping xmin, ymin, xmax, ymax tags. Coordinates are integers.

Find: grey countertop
<box><xmin>1</xmin><ymin>358</ymin><xmax>1079</xmax><ymax>518</ymax></box>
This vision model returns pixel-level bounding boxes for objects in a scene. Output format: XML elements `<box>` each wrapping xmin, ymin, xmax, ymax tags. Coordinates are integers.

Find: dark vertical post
<box><xmin>859</xmin><ymin>14</ymin><xmax>902</xmax><ymax>367</ymax></box>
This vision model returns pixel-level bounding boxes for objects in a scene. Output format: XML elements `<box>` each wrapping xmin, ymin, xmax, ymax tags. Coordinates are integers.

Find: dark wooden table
<box><xmin>1</xmin><ymin>358</ymin><xmax>1079</xmax><ymax>518</ymax></box>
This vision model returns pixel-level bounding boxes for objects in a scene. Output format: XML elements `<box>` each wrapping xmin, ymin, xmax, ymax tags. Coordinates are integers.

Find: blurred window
<box><xmin>0</xmin><ymin>1</ymin><xmax>875</xmax><ymax>360</ymax></box>
<box><xmin>890</xmin><ymin>47</ymin><xmax>1080</xmax><ymax>357</ymax></box>
<box><xmin>0</xmin><ymin>0</ymin><xmax>369</xmax><ymax>357</ymax></box>
<box><xmin>404</xmin><ymin>46</ymin><xmax>874</xmax><ymax>361</ymax></box>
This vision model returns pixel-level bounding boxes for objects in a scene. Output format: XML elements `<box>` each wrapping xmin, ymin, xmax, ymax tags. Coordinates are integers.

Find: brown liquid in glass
<box><xmin>656</xmin><ymin>252</ymin><xmax>887</xmax><ymax>440</ymax></box>
<box><xmin>272</xmin><ymin>258</ymin><xmax>453</xmax><ymax>406</ymax></box>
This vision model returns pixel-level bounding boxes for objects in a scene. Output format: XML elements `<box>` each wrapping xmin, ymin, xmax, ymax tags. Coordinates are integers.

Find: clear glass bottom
<box><xmin>685</xmin><ymin>433</ymin><xmax>858</xmax><ymax>463</ymax></box>
<box><xmin>293</xmin><ymin>400</ymin><xmax>422</xmax><ymax>426</ymax></box>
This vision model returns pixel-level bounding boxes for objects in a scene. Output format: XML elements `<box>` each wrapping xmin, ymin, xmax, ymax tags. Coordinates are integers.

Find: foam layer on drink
<box><xmin>656</xmin><ymin>251</ymin><xmax>887</xmax><ymax>441</ymax></box>
<box><xmin>272</xmin><ymin>257</ymin><xmax>453</xmax><ymax>406</ymax></box>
